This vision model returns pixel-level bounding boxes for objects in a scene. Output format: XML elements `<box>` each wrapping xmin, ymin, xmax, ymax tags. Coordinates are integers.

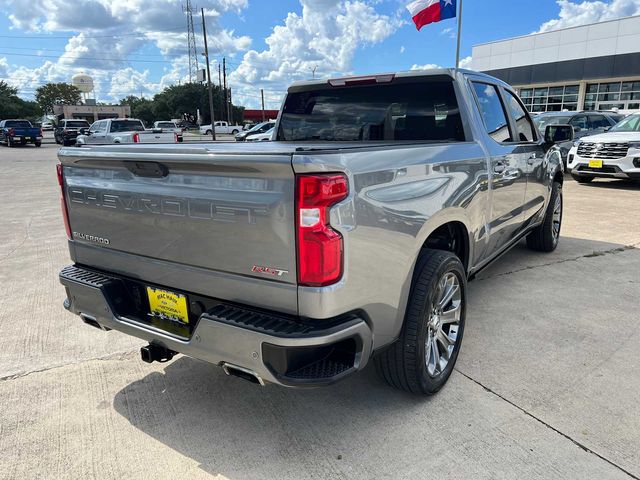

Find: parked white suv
<box><xmin>567</xmin><ymin>113</ymin><xmax>640</xmax><ymax>183</ymax></box>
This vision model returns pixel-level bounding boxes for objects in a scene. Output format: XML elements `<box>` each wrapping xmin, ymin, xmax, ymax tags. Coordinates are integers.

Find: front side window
<box><xmin>277</xmin><ymin>80</ymin><xmax>464</xmax><ymax>142</ymax></box>
<box><xmin>472</xmin><ymin>82</ymin><xmax>511</xmax><ymax>143</ymax></box>
<box><xmin>589</xmin><ymin>115</ymin><xmax>609</xmax><ymax>129</ymax></box>
<box><xmin>503</xmin><ymin>90</ymin><xmax>536</xmax><ymax>142</ymax></box>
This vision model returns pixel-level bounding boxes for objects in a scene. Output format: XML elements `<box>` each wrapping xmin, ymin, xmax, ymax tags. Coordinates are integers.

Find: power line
<box><xmin>0</xmin><ymin>26</ymin><xmax>186</xmax><ymax>39</ymax></box>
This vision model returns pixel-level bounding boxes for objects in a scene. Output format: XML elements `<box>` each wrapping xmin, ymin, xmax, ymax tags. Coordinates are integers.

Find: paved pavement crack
<box><xmin>0</xmin><ymin>348</ymin><xmax>140</xmax><ymax>382</ymax></box>
<box><xmin>455</xmin><ymin>368</ymin><xmax>639</xmax><ymax>480</ymax></box>
<box><xmin>477</xmin><ymin>242</ymin><xmax>639</xmax><ymax>281</ymax></box>
<box><xmin>0</xmin><ymin>216</ymin><xmax>34</xmax><ymax>261</ymax></box>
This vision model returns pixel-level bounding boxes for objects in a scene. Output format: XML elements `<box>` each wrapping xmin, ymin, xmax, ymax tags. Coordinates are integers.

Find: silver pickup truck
<box><xmin>58</xmin><ymin>69</ymin><xmax>572</xmax><ymax>394</ymax></box>
<box><xmin>75</xmin><ymin>118</ymin><xmax>182</xmax><ymax>146</ymax></box>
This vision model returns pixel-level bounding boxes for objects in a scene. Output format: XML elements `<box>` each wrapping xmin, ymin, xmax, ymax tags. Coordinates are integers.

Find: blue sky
<box><xmin>0</xmin><ymin>0</ymin><xmax>638</xmax><ymax>108</ymax></box>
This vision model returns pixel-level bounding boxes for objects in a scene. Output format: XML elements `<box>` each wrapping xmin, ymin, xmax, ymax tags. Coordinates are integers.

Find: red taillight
<box><xmin>296</xmin><ymin>173</ymin><xmax>348</xmax><ymax>286</ymax></box>
<box><xmin>132</xmin><ymin>133</ymin><xmax>140</xmax><ymax>143</ymax></box>
<box><xmin>40</xmin><ymin>128</ymin><xmax>43</xmax><ymax>136</ymax></box>
<box><xmin>174</xmin><ymin>132</ymin><xmax>183</xmax><ymax>143</ymax></box>
<box><xmin>57</xmin><ymin>164</ymin><xmax>72</xmax><ymax>239</ymax></box>
<box><xmin>7</xmin><ymin>128</ymin><xmax>14</xmax><ymax>136</ymax></box>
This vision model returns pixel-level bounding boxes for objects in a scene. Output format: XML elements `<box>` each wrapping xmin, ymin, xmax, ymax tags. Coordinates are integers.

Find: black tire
<box><xmin>527</xmin><ymin>181</ymin><xmax>562</xmax><ymax>252</ymax></box>
<box><xmin>572</xmin><ymin>173</ymin><xmax>594</xmax><ymax>184</ymax></box>
<box><xmin>231</xmin><ymin>129</ymin><xmax>239</xmax><ymax>135</ymax></box>
<box><xmin>7</xmin><ymin>137</ymin><xmax>14</xmax><ymax>148</ymax></box>
<box><xmin>35</xmin><ymin>141</ymin><xmax>41</xmax><ymax>147</ymax></box>
<box><xmin>205</xmin><ymin>129</ymin><xmax>212</xmax><ymax>135</ymax></box>
<box><xmin>375</xmin><ymin>249</ymin><xmax>466</xmax><ymax>395</ymax></box>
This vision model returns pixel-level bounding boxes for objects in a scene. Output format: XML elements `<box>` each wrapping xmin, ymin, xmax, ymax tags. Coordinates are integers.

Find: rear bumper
<box><xmin>60</xmin><ymin>265</ymin><xmax>372</xmax><ymax>387</ymax></box>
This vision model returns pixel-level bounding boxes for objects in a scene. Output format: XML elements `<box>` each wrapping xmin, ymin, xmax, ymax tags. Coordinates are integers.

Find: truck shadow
<box><xmin>113</xmin><ymin>359</ymin><xmax>428</xmax><ymax>478</ymax></box>
<box><xmin>569</xmin><ymin>178</ymin><xmax>640</xmax><ymax>191</ymax></box>
<box><xmin>112</xmin><ymin>236</ymin><xmax>636</xmax><ymax>478</ymax></box>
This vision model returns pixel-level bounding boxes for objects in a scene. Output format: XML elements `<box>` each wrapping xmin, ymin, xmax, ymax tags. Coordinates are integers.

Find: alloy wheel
<box><xmin>425</xmin><ymin>272</ymin><xmax>462</xmax><ymax>378</ymax></box>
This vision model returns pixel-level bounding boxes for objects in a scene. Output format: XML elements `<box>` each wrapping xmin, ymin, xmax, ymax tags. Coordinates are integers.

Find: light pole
<box><xmin>201</xmin><ymin>8</ymin><xmax>216</xmax><ymax>141</ymax></box>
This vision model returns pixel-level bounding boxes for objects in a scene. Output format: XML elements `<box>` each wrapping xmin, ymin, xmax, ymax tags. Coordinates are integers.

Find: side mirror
<box><xmin>604</xmin><ymin>126</ymin><xmax>612</xmax><ymax>132</ymax></box>
<box><xmin>80</xmin><ymin>128</ymin><xmax>89</xmax><ymax>135</ymax></box>
<box><xmin>544</xmin><ymin>124</ymin><xmax>574</xmax><ymax>144</ymax></box>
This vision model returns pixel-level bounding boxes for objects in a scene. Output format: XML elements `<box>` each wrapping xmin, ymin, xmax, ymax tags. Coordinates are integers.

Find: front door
<box><xmin>501</xmin><ymin>89</ymin><xmax>547</xmax><ymax>223</ymax></box>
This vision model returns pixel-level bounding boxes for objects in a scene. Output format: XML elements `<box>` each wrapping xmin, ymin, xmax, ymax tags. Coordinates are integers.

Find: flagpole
<box><xmin>455</xmin><ymin>0</ymin><xmax>464</xmax><ymax>69</ymax></box>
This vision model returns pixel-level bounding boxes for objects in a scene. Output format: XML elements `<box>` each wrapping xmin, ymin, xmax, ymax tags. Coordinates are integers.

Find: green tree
<box><xmin>0</xmin><ymin>81</ymin><xmax>40</xmax><ymax>120</ymax></box>
<box><xmin>35</xmin><ymin>83</ymin><xmax>82</xmax><ymax>114</ymax></box>
<box><xmin>120</xmin><ymin>95</ymin><xmax>156</xmax><ymax>126</ymax></box>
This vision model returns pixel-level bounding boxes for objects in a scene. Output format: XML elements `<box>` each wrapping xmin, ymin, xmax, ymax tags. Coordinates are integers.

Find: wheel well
<box><xmin>554</xmin><ymin>170</ymin><xmax>563</xmax><ymax>185</ymax></box>
<box><xmin>422</xmin><ymin>222</ymin><xmax>469</xmax><ymax>270</ymax></box>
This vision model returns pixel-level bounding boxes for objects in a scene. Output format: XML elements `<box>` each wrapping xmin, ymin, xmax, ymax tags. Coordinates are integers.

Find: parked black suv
<box><xmin>54</xmin><ymin>119</ymin><xmax>91</xmax><ymax>146</ymax></box>
<box><xmin>533</xmin><ymin>111</ymin><xmax>623</xmax><ymax>168</ymax></box>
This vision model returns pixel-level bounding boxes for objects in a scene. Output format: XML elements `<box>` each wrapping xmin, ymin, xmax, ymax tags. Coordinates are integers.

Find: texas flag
<box><xmin>406</xmin><ymin>0</ymin><xmax>457</xmax><ymax>30</ymax></box>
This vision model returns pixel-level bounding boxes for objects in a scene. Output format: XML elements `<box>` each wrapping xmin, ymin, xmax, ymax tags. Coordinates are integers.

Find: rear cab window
<box><xmin>109</xmin><ymin>120</ymin><xmax>145</xmax><ymax>133</ymax></box>
<box><xmin>276</xmin><ymin>76</ymin><xmax>465</xmax><ymax>142</ymax></box>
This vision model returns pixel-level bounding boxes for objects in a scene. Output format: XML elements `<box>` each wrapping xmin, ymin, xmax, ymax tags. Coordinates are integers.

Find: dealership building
<box><xmin>471</xmin><ymin>15</ymin><xmax>640</xmax><ymax>113</ymax></box>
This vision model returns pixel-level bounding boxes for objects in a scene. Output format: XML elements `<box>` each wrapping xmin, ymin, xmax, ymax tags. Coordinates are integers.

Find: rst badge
<box><xmin>251</xmin><ymin>265</ymin><xmax>289</xmax><ymax>277</ymax></box>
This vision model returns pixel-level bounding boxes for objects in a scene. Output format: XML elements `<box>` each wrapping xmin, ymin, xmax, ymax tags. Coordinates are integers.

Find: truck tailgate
<box><xmin>59</xmin><ymin>144</ymin><xmax>298</xmax><ymax>313</ymax></box>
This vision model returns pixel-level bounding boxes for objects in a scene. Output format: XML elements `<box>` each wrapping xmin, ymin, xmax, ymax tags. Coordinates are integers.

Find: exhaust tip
<box><xmin>221</xmin><ymin>363</ymin><xmax>265</xmax><ymax>386</ymax></box>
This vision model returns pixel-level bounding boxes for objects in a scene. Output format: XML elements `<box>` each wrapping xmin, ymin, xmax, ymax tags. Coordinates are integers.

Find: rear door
<box><xmin>470</xmin><ymin>81</ymin><xmax>527</xmax><ymax>252</ymax></box>
<box><xmin>60</xmin><ymin>143</ymin><xmax>298</xmax><ymax>313</ymax></box>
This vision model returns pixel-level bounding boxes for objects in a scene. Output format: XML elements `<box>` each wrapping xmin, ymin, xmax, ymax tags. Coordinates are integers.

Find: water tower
<box><xmin>72</xmin><ymin>73</ymin><xmax>94</xmax><ymax>104</ymax></box>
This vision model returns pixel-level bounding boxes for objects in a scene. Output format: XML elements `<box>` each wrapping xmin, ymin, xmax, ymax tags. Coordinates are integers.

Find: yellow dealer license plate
<box><xmin>589</xmin><ymin>160</ymin><xmax>603</xmax><ymax>168</ymax></box>
<box><xmin>146</xmin><ymin>287</ymin><xmax>189</xmax><ymax>323</ymax></box>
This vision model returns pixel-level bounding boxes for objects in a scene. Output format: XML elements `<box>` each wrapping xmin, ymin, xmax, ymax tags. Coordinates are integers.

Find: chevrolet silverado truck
<box><xmin>0</xmin><ymin>119</ymin><xmax>43</xmax><ymax>147</ymax></box>
<box><xmin>75</xmin><ymin>118</ymin><xmax>182</xmax><ymax>146</ymax></box>
<box><xmin>58</xmin><ymin>69</ymin><xmax>571</xmax><ymax>394</ymax></box>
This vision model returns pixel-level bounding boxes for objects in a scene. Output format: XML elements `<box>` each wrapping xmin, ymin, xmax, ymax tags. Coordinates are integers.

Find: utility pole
<box><xmin>261</xmin><ymin>89</ymin><xmax>265</xmax><ymax>121</ymax></box>
<box><xmin>218</xmin><ymin>63</ymin><xmax>223</xmax><ymax>118</ymax></box>
<box><xmin>223</xmin><ymin>57</ymin><xmax>228</xmax><ymax>123</ymax></box>
<box><xmin>183</xmin><ymin>0</ymin><xmax>199</xmax><ymax>83</ymax></box>
<box><xmin>201</xmin><ymin>8</ymin><xmax>216</xmax><ymax>141</ymax></box>
<box><xmin>228</xmin><ymin>88</ymin><xmax>232</xmax><ymax>124</ymax></box>
<box><xmin>310</xmin><ymin>65</ymin><xmax>317</xmax><ymax>79</ymax></box>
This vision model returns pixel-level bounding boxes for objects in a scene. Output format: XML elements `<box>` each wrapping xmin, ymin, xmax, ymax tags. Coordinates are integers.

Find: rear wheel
<box><xmin>375</xmin><ymin>249</ymin><xmax>466</xmax><ymax>395</ymax></box>
<box><xmin>231</xmin><ymin>129</ymin><xmax>239</xmax><ymax>135</ymax></box>
<box><xmin>7</xmin><ymin>137</ymin><xmax>14</xmax><ymax>148</ymax></box>
<box><xmin>205</xmin><ymin>129</ymin><xmax>212</xmax><ymax>135</ymax></box>
<box><xmin>527</xmin><ymin>181</ymin><xmax>562</xmax><ymax>252</ymax></box>
<box><xmin>572</xmin><ymin>173</ymin><xmax>594</xmax><ymax>184</ymax></box>
<box><xmin>35</xmin><ymin>141</ymin><xmax>41</xmax><ymax>147</ymax></box>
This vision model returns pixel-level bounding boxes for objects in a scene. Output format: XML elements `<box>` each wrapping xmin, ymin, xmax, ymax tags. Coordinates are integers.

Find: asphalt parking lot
<box><xmin>0</xmin><ymin>143</ymin><xmax>638</xmax><ymax>480</ymax></box>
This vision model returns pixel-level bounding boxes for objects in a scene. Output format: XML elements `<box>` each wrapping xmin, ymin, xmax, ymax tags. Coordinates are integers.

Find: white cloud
<box><xmin>440</xmin><ymin>27</ymin><xmax>455</xmax><ymax>39</ymax></box>
<box><xmin>0</xmin><ymin>0</ymin><xmax>251</xmax><ymax>101</ymax></box>
<box><xmin>410</xmin><ymin>63</ymin><xmax>441</xmax><ymax>70</ymax></box>
<box><xmin>400</xmin><ymin>46</ymin><xmax>405</xmax><ymax>54</ymax></box>
<box><xmin>537</xmin><ymin>0</ymin><xmax>640</xmax><ymax>32</ymax></box>
<box><xmin>229</xmin><ymin>0</ymin><xmax>402</xmax><ymax>108</ymax></box>
<box><xmin>458</xmin><ymin>55</ymin><xmax>473</xmax><ymax>69</ymax></box>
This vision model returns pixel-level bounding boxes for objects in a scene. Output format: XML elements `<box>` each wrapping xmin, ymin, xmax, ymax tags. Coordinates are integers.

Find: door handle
<box><xmin>494</xmin><ymin>162</ymin><xmax>506</xmax><ymax>174</ymax></box>
<box><xmin>527</xmin><ymin>154</ymin><xmax>536</xmax><ymax>165</ymax></box>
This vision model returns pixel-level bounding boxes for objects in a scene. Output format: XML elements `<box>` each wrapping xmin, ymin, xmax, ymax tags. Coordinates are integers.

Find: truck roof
<box><xmin>288</xmin><ymin>68</ymin><xmax>510</xmax><ymax>91</ymax></box>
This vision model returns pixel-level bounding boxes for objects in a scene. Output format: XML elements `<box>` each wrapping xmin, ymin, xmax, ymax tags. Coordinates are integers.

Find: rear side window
<box><xmin>503</xmin><ymin>90</ymin><xmax>536</xmax><ymax>142</ymax></box>
<box><xmin>277</xmin><ymin>80</ymin><xmax>465</xmax><ymax>142</ymax></box>
<box><xmin>472</xmin><ymin>83</ymin><xmax>511</xmax><ymax>143</ymax></box>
